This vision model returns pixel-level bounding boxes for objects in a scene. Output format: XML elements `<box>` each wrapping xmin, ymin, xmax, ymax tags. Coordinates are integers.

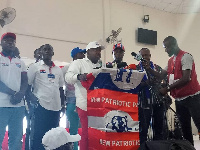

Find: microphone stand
<box><xmin>142</xmin><ymin>70</ymin><xmax>184</xmax><ymax>141</ymax></box>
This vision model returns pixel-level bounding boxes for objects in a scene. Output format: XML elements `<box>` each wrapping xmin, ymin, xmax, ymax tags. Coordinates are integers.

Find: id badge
<box><xmin>48</xmin><ymin>73</ymin><xmax>55</xmax><ymax>83</ymax></box>
<box><xmin>169</xmin><ymin>74</ymin><xmax>174</xmax><ymax>85</ymax></box>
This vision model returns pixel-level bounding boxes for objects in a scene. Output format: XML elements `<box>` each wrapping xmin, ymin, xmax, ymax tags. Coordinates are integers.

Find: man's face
<box><xmin>114</xmin><ymin>48</ymin><xmax>124</xmax><ymax>62</ymax></box>
<box><xmin>163</xmin><ymin>40</ymin><xmax>176</xmax><ymax>57</ymax></box>
<box><xmin>140</xmin><ymin>49</ymin><xmax>151</xmax><ymax>62</ymax></box>
<box><xmin>87</xmin><ymin>47</ymin><xmax>101</xmax><ymax>64</ymax></box>
<box><xmin>74</xmin><ymin>52</ymin><xmax>85</xmax><ymax>60</ymax></box>
<box><xmin>1</xmin><ymin>37</ymin><xmax>16</xmax><ymax>53</ymax></box>
<box><xmin>42</xmin><ymin>45</ymin><xmax>54</xmax><ymax>60</ymax></box>
<box><xmin>34</xmin><ymin>48</ymin><xmax>42</xmax><ymax>60</ymax></box>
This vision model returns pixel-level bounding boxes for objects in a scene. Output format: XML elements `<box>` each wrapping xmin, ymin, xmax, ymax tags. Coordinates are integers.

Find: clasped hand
<box><xmin>10</xmin><ymin>92</ymin><xmax>24</xmax><ymax>105</ymax></box>
<box><xmin>78</xmin><ymin>73</ymin><xmax>88</xmax><ymax>81</ymax></box>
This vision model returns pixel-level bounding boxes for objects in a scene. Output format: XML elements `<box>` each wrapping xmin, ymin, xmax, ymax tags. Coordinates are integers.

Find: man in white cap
<box><xmin>65</xmin><ymin>41</ymin><xmax>104</xmax><ymax>150</ymax></box>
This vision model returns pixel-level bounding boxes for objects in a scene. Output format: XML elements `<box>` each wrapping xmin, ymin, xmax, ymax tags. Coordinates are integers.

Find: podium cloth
<box><xmin>84</xmin><ymin>68</ymin><xmax>144</xmax><ymax>150</ymax></box>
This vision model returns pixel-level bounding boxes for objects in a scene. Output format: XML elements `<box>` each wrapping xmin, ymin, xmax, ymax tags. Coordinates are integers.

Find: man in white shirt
<box><xmin>65</xmin><ymin>41</ymin><xmax>104</xmax><ymax>150</ymax></box>
<box><xmin>27</xmin><ymin>44</ymin><xmax>64</xmax><ymax>150</ymax></box>
<box><xmin>62</xmin><ymin>47</ymin><xmax>86</xmax><ymax>150</ymax></box>
<box><xmin>0</xmin><ymin>32</ymin><xmax>28</xmax><ymax>150</ymax></box>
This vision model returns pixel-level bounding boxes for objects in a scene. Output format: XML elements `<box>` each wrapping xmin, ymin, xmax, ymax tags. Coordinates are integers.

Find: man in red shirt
<box><xmin>143</xmin><ymin>36</ymin><xmax>200</xmax><ymax>145</ymax></box>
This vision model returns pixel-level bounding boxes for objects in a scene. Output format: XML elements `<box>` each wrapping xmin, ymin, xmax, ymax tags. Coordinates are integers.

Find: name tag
<box><xmin>48</xmin><ymin>74</ymin><xmax>55</xmax><ymax>79</ymax></box>
<box><xmin>169</xmin><ymin>74</ymin><xmax>174</xmax><ymax>85</ymax></box>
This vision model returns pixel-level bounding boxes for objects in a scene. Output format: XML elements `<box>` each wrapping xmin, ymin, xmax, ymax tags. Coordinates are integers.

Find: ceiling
<box><xmin>123</xmin><ymin>0</ymin><xmax>200</xmax><ymax>14</ymax></box>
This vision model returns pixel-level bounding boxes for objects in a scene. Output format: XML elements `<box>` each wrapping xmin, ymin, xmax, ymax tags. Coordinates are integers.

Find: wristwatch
<box><xmin>77</xmin><ymin>74</ymin><xmax>80</xmax><ymax>80</ymax></box>
<box><xmin>167</xmin><ymin>85</ymin><xmax>171</xmax><ymax>91</ymax></box>
<box><xmin>61</xmin><ymin>105</ymin><xmax>66</xmax><ymax>108</ymax></box>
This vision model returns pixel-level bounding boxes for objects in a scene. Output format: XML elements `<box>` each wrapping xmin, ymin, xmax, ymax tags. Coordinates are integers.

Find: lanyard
<box><xmin>170</xmin><ymin>56</ymin><xmax>176</xmax><ymax>74</ymax></box>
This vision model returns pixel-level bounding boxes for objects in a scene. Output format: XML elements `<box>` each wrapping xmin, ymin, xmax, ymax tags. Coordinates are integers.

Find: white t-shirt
<box><xmin>62</xmin><ymin>63</ymin><xmax>75</xmax><ymax>98</ymax></box>
<box><xmin>28</xmin><ymin>60</ymin><xmax>64</xmax><ymax>111</ymax></box>
<box><xmin>65</xmin><ymin>57</ymin><xmax>101</xmax><ymax>111</ymax></box>
<box><xmin>0</xmin><ymin>53</ymin><xmax>27</xmax><ymax>107</ymax></box>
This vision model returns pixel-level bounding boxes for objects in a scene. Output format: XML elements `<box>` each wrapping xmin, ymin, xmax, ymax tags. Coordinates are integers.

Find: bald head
<box><xmin>163</xmin><ymin>36</ymin><xmax>180</xmax><ymax>56</ymax></box>
<box><xmin>139</xmin><ymin>48</ymin><xmax>151</xmax><ymax>62</ymax></box>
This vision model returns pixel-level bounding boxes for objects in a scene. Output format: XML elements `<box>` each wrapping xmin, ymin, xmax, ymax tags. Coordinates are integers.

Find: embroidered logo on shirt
<box><xmin>1</xmin><ymin>63</ymin><xmax>9</xmax><ymax>66</ymax></box>
<box><xmin>40</xmin><ymin>70</ymin><xmax>46</xmax><ymax>73</ymax></box>
<box><xmin>15</xmin><ymin>63</ymin><xmax>21</xmax><ymax>68</ymax></box>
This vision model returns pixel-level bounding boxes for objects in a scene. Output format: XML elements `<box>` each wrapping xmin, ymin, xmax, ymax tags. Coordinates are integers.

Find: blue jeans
<box><xmin>31</xmin><ymin>103</ymin><xmax>60</xmax><ymax>150</ymax></box>
<box><xmin>66</xmin><ymin>98</ymin><xmax>79</xmax><ymax>150</ymax></box>
<box><xmin>0</xmin><ymin>107</ymin><xmax>25</xmax><ymax>150</ymax></box>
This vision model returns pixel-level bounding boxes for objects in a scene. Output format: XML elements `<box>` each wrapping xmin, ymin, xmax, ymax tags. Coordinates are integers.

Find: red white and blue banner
<box><xmin>85</xmin><ymin>69</ymin><xmax>144</xmax><ymax>150</ymax></box>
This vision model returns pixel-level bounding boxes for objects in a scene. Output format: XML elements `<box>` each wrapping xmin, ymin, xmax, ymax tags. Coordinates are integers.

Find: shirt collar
<box><xmin>0</xmin><ymin>52</ymin><xmax>13</xmax><ymax>60</ymax></box>
<box><xmin>85</xmin><ymin>57</ymin><xmax>90</xmax><ymax>61</ymax></box>
<box><xmin>39</xmin><ymin>60</ymin><xmax>55</xmax><ymax>67</ymax></box>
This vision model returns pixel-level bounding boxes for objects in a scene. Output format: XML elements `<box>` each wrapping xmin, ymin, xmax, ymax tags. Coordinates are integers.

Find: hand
<box><xmin>159</xmin><ymin>87</ymin><xmax>168</xmax><ymax>95</ymax></box>
<box><xmin>141</xmin><ymin>60</ymin><xmax>150</xmax><ymax>70</ymax></box>
<box><xmin>78</xmin><ymin>73</ymin><xmax>88</xmax><ymax>81</ymax></box>
<box><xmin>10</xmin><ymin>92</ymin><xmax>24</xmax><ymax>105</ymax></box>
<box><xmin>28</xmin><ymin>92</ymin><xmax>38</xmax><ymax>104</ymax></box>
<box><xmin>60</xmin><ymin>105</ymin><xmax>66</xmax><ymax>118</ymax></box>
<box><xmin>61</xmin><ymin>105</ymin><xmax>66</xmax><ymax>114</ymax></box>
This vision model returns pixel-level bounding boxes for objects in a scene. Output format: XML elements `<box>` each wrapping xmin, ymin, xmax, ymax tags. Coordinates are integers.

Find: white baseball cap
<box><xmin>86</xmin><ymin>41</ymin><xmax>105</xmax><ymax>51</ymax></box>
<box><xmin>42</xmin><ymin>127</ymin><xmax>81</xmax><ymax>149</ymax></box>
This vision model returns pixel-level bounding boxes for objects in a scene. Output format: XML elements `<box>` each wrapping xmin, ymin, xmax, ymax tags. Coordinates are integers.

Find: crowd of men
<box><xmin>0</xmin><ymin>32</ymin><xmax>200</xmax><ymax>150</ymax></box>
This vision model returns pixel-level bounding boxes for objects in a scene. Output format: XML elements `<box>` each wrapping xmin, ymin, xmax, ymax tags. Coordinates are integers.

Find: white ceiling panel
<box><xmin>122</xmin><ymin>0</ymin><xmax>200</xmax><ymax>14</ymax></box>
<box><xmin>164</xmin><ymin>4</ymin><xmax>178</xmax><ymax>12</ymax></box>
<box><xmin>154</xmin><ymin>2</ymin><xmax>169</xmax><ymax>11</ymax></box>
<box><xmin>170</xmin><ymin>0</ymin><xmax>183</xmax><ymax>6</ymax></box>
<box><xmin>135</xmin><ymin>0</ymin><xmax>149</xmax><ymax>6</ymax></box>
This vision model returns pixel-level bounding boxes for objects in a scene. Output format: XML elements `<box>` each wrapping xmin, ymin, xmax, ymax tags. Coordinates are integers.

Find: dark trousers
<box><xmin>139</xmin><ymin>104</ymin><xmax>165</xmax><ymax>145</ymax></box>
<box><xmin>31</xmin><ymin>103</ymin><xmax>60</xmax><ymax>150</ymax></box>
<box><xmin>175</xmin><ymin>93</ymin><xmax>200</xmax><ymax>145</ymax></box>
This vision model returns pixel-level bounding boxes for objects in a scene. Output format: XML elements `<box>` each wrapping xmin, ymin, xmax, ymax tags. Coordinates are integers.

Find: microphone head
<box><xmin>135</xmin><ymin>54</ymin><xmax>143</xmax><ymax>61</ymax></box>
<box><xmin>106</xmin><ymin>62</ymin><xmax>113</xmax><ymax>68</ymax></box>
<box><xmin>131</xmin><ymin>52</ymin><xmax>137</xmax><ymax>57</ymax></box>
<box><xmin>128</xmin><ymin>64</ymin><xmax>137</xmax><ymax>70</ymax></box>
<box><xmin>131</xmin><ymin>52</ymin><xmax>143</xmax><ymax>61</ymax></box>
<box><xmin>117</xmin><ymin>62</ymin><xmax>127</xmax><ymax>69</ymax></box>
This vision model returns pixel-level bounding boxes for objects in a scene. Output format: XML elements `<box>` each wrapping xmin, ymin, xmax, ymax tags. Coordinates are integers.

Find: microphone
<box><xmin>124</xmin><ymin>64</ymin><xmax>136</xmax><ymax>70</ymax></box>
<box><xmin>117</xmin><ymin>62</ymin><xmax>127</xmax><ymax>69</ymax></box>
<box><xmin>131</xmin><ymin>52</ymin><xmax>146</xmax><ymax>62</ymax></box>
<box><xmin>106</xmin><ymin>62</ymin><xmax>113</xmax><ymax>68</ymax></box>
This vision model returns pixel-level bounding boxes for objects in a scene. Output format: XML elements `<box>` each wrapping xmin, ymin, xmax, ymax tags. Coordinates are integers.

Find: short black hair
<box><xmin>34</xmin><ymin>48</ymin><xmax>38</xmax><ymax>54</ymax></box>
<box><xmin>164</xmin><ymin>36</ymin><xmax>177</xmax><ymax>45</ymax></box>
<box><xmin>139</xmin><ymin>48</ymin><xmax>150</xmax><ymax>53</ymax></box>
<box><xmin>42</xmin><ymin>44</ymin><xmax>53</xmax><ymax>51</ymax></box>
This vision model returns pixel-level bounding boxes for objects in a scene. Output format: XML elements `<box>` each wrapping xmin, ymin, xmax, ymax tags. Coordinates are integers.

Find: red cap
<box><xmin>1</xmin><ymin>32</ymin><xmax>16</xmax><ymax>41</ymax></box>
<box><xmin>112</xmin><ymin>43</ymin><xmax>125</xmax><ymax>52</ymax></box>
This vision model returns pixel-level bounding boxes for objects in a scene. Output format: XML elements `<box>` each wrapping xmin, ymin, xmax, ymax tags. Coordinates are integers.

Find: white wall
<box><xmin>0</xmin><ymin>0</ymin><xmax>176</xmax><ymax>67</ymax></box>
<box><xmin>0</xmin><ymin>0</ymin><xmax>104</xmax><ymax>62</ymax></box>
<box><xmin>176</xmin><ymin>13</ymin><xmax>200</xmax><ymax>81</ymax></box>
<box><xmin>0</xmin><ymin>0</ymin><xmax>199</xmax><ymax>69</ymax></box>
